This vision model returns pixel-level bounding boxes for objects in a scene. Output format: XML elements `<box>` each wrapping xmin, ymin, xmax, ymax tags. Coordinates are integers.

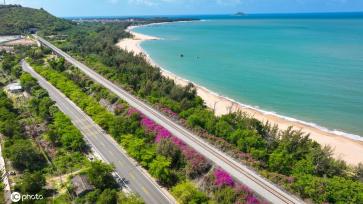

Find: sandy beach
<box><xmin>116</xmin><ymin>26</ymin><xmax>363</xmax><ymax>166</ymax></box>
<box><xmin>116</xmin><ymin>26</ymin><xmax>159</xmax><ymax>54</ymax></box>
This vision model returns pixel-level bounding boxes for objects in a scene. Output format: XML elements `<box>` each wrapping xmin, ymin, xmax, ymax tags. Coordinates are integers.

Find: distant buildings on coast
<box><xmin>70</xmin><ymin>17</ymin><xmax>198</xmax><ymax>24</ymax></box>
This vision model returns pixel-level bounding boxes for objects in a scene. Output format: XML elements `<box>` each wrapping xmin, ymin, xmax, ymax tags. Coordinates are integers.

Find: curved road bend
<box><xmin>35</xmin><ymin>35</ymin><xmax>304</xmax><ymax>204</ymax></box>
<box><xmin>22</xmin><ymin>60</ymin><xmax>174</xmax><ymax>204</ymax></box>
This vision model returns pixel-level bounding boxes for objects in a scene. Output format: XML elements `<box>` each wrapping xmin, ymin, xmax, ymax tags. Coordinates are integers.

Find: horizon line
<box><xmin>60</xmin><ymin>10</ymin><xmax>363</xmax><ymax>18</ymax></box>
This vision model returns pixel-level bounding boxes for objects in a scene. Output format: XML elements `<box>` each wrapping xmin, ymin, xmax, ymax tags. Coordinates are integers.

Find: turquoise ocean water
<box><xmin>133</xmin><ymin>13</ymin><xmax>363</xmax><ymax>139</ymax></box>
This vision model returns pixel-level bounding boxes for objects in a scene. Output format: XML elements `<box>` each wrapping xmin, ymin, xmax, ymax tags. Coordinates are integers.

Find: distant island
<box><xmin>234</xmin><ymin>12</ymin><xmax>246</xmax><ymax>16</ymax></box>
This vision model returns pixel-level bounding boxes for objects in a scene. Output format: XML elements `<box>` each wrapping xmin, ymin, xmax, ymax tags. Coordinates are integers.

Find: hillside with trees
<box><xmin>0</xmin><ymin>5</ymin><xmax>194</xmax><ymax>36</ymax></box>
<box><xmin>0</xmin><ymin>5</ymin><xmax>73</xmax><ymax>35</ymax></box>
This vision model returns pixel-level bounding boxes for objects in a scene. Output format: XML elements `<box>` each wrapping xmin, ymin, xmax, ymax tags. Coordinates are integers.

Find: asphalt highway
<box><xmin>22</xmin><ymin>60</ymin><xmax>174</xmax><ymax>204</ymax></box>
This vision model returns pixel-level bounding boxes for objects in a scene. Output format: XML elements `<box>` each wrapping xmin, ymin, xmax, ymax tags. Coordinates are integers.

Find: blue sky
<box><xmin>6</xmin><ymin>0</ymin><xmax>363</xmax><ymax>17</ymax></box>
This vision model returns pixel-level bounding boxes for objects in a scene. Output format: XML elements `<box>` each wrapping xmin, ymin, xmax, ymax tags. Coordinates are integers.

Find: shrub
<box><xmin>214</xmin><ymin>168</ymin><xmax>234</xmax><ymax>187</ymax></box>
<box><xmin>172</xmin><ymin>181</ymin><xmax>208</xmax><ymax>204</ymax></box>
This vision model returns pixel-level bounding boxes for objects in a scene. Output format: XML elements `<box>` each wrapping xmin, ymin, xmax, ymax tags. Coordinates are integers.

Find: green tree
<box><xmin>16</xmin><ymin>171</ymin><xmax>45</xmax><ymax>194</ymax></box>
<box><xmin>20</xmin><ymin>72</ymin><xmax>38</xmax><ymax>92</ymax></box>
<box><xmin>292</xmin><ymin>174</ymin><xmax>363</xmax><ymax>203</ymax></box>
<box><xmin>49</xmin><ymin>57</ymin><xmax>65</xmax><ymax>72</ymax></box>
<box><xmin>60</xmin><ymin>131</ymin><xmax>85</xmax><ymax>151</ymax></box>
<box><xmin>292</xmin><ymin>158</ymin><xmax>315</xmax><ymax>175</ymax></box>
<box><xmin>231</xmin><ymin>129</ymin><xmax>267</xmax><ymax>159</ymax></box>
<box><xmin>172</xmin><ymin>181</ymin><xmax>209</xmax><ymax>204</ymax></box>
<box><xmin>268</xmin><ymin>149</ymin><xmax>293</xmax><ymax>175</ymax></box>
<box><xmin>4</xmin><ymin>139</ymin><xmax>45</xmax><ymax>171</ymax></box>
<box><xmin>49</xmin><ymin>111</ymin><xmax>86</xmax><ymax>151</ymax></box>
<box><xmin>121</xmin><ymin>134</ymin><xmax>145</xmax><ymax>161</ymax></box>
<box><xmin>0</xmin><ymin>114</ymin><xmax>22</xmax><ymax>138</ymax></box>
<box><xmin>117</xmin><ymin>193</ymin><xmax>144</xmax><ymax>204</ymax></box>
<box><xmin>214</xmin><ymin>120</ymin><xmax>233</xmax><ymax>139</ymax></box>
<box><xmin>86</xmin><ymin>161</ymin><xmax>117</xmax><ymax>190</ymax></box>
<box><xmin>0</xmin><ymin>53</ymin><xmax>17</xmax><ymax>73</ymax></box>
<box><xmin>157</xmin><ymin>139</ymin><xmax>184</xmax><ymax>168</ymax></box>
<box><xmin>140</xmin><ymin>147</ymin><xmax>156</xmax><ymax>167</ymax></box>
<box><xmin>148</xmin><ymin>155</ymin><xmax>172</xmax><ymax>185</ymax></box>
<box><xmin>82</xmin><ymin>189</ymin><xmax>101</xmax><ymax>203</ymax></box>
<box><xmin>0</xmin><ymin>92</ymin><xmax>22</xmax><ymax>138</ymax></box>
<box><xmin>97</xmin><ymin>189</ymin><xmax>117</xmax><ymax>204</ymax></box>
<box><xmin>29</xmin><ymin>97</ymin><xmax>54</xmax><ymax>120</ymax></box>
<box><xmin>213</xmin><ymin>187</ymin><xmax>237</xmax><ymax>204</ymax></box>
<box><xmin>311</xmin><ymin>146</ymin><xmax>347</xmax><ymax>177</ymax></box>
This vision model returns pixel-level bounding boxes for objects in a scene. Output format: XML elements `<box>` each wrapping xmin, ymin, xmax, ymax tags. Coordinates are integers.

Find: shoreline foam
<box><xmin>116</xmin><ymin>23</ymin><xmax>363</xmax><ymax>165</ymax></box>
